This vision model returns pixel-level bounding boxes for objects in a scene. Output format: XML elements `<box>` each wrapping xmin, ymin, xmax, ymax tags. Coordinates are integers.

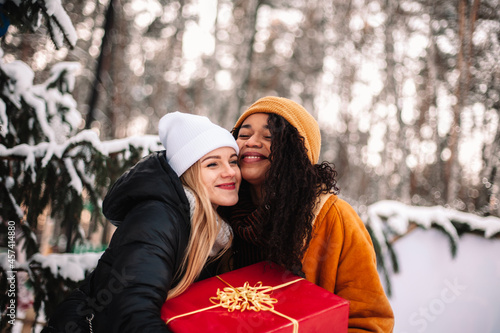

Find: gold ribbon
<box><xmin>165</xmin><ymin>275</ymin><xmax>303</xmax><ymax>333</ymax></box>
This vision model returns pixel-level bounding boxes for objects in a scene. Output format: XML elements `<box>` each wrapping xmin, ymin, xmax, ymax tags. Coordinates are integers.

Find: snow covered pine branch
<box><xmin>0</xmin><ymin>0</ymin><xmax>77</xmax><ymax>49</ymax></box>
<box><xmin>363</xmin><ymin>200</ymin><xmax>500</xmax><ymax>294</ymax></box>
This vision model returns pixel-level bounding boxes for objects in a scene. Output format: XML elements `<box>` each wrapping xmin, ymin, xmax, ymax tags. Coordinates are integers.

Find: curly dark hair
<box><xmin>233</xmin><ymin>113</ymin><xmax>339</xmax><ymax>275</ymax></box>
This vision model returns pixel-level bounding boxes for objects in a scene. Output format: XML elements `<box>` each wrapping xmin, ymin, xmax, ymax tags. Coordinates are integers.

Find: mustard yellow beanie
<box><xmin>234</xmin><ymin>96</ymin><xmax>321</xmax><ymax>164</ymax></box>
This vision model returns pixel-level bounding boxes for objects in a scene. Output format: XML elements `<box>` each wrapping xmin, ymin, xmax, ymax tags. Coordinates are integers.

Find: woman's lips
<box><xmin>216</xmin><ymin>183</ymin><xmax>236</xmax><ymax>190</ymax></box>
<box><xmin>240</xmin><ymin>152</ymin><xmax>267</xmax><ymax>163</ymax></box>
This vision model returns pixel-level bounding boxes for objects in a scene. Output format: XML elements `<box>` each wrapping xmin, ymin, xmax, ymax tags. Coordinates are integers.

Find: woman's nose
<box><xmin>245</xmin><ymin>134</ymin><xmax>262</xmax><ymax>147</ymax></box>
<box><xmin>221</xmin><ymin>163</ymin><xmax>236</xmax><ymax>177</ymax></box>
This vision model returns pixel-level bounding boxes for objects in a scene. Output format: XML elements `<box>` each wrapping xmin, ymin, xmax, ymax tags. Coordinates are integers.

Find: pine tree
<box><xmin>0</xmin><ymin>51</ymin><xmax>110</xmax><ymax>250</ymax></box>
<box><xmin>0</xmin><ymin>2</ymin><xmax>162</xmax><ymax>328</ymax></box>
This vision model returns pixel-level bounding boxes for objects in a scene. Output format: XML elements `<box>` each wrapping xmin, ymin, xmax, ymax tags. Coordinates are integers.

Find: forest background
<box><xmin>4</xmin><ymin>0</ymin><xmax>499</xmax><ymax>220</ymax></box>
<box><xmin>1</xmin><ymin>0</ymin><xmax>500</xmax><ymax>332</ymax></box>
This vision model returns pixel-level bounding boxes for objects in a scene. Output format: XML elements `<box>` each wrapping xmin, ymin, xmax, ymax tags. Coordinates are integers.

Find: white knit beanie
<box><xmin>158</xmin><ymin>112</ymin><xmax>239</xmax><ymax>177</ymax></box>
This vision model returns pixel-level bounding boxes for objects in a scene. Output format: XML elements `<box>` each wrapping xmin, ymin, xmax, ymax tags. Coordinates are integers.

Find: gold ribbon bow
<box><xmin>210</xmin><ymin>277</ymin><xmax>277</xmax><ymax>312</ymax></box>
<box><xmin>166</xmin><ymin>275</ymin><xmax>303</xmax><ymax>333</ymax></box>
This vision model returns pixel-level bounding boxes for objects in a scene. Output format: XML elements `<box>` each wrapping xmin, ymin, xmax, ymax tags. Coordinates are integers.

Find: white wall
<box><xmin>387</xmin><ymin>228</ymin><xmax>500</xmax><ymax>333</ymax></box>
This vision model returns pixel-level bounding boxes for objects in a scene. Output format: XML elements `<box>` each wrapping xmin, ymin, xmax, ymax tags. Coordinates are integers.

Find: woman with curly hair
<box><xmin>219</xmin><ymin>96</ymin><xmax>394</xmax><ymax>332</ymax></box>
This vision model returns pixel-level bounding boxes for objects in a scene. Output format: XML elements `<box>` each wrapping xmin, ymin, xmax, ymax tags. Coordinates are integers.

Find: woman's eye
<box><xmin>230</xmin><ymin>160</ymin><xmax>239</xmax><ymax>165</ymax></box>
<box><xmin>237</xmin><ymin>131</ymin><xmax>251</xmax><ymax>138</ymax></box>
<box><xmin>206</xmin><ymin>163</ymin><xmax>217</xmax><ymax>167</ymax></box>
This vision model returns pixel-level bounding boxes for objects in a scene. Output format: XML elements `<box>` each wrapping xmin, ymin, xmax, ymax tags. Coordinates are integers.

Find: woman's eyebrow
<box><xmin>201</xmin><ymin>155</ymin><xmax>221</xmax><ymax>162</ymax></box>
<box><xmin>240</xmin><ymin>124</ymin><xmax>269</xmax><ymax>129</ymax></box>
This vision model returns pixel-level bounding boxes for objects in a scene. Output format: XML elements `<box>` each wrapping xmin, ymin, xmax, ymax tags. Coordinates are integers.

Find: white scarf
<box><xmin>183</xmin><ymin>186</ymin><xmax>232</xmax><ymax>257</ymax></box>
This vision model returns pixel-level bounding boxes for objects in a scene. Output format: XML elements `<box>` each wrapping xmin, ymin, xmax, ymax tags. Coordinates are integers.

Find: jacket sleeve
<box><xmin>331</xmin><ymin>200</ymin><xmax>394</xmax><ymax>333</ymax></box>
<box><xmin>302</xmin><ymin>196</ymin><xmax>394</xmax><ymax>333</ymax></box>
<box><xmin>97</xmin><ymin>200</ymin><xmax>189</xmax><ymax>333</ymax></box>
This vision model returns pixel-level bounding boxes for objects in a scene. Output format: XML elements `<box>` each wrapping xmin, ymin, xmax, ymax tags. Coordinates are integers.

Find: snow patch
<box><xmin>29</xmin><ymin>252</ymin><xmax>102</xmax><ymax>282</ymax></box>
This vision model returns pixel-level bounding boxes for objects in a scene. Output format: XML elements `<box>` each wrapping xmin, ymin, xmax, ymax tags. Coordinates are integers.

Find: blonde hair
<box><xmin>167</xmin><ymin>161</ymin><xmax>231</xmax><ymax>299</ymax></box>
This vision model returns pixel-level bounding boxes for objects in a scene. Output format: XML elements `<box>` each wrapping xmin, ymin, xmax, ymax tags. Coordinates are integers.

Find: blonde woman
<box><xmin>43</xmin><ymin>112</ymin><xmax>241</xmax><ymax>333</ymax></box>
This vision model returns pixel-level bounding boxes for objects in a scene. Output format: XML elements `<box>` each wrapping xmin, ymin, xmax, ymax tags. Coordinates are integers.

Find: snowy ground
<box><xmin>388</xmin><ymin>228</ymin><xmax>500</xmax><ymax>333</ymax></box>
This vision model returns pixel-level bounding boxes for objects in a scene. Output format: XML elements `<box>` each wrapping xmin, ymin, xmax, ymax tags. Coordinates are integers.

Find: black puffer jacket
<box><xmin>44</xmin><ymin>151</ymin><xmax>191</xmax><ymax>333</ymax></box>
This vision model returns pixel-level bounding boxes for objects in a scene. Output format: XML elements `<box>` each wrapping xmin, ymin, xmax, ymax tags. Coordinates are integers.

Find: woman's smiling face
<box><xmin>199</xmin><ymin>147</ymin><xmax>241</xmax><ymax>208</ymax></box>
<box><xmin>236</xmin><ymin>113</ymin><xmax>272</xmax><ymax>187</ymax></box>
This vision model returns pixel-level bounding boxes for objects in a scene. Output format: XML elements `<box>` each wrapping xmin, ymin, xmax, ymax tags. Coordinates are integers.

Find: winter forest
<box><xmin>1</xmin><ymin>0</ymin><xmax>500</xmax><ymax>332</ymax></box>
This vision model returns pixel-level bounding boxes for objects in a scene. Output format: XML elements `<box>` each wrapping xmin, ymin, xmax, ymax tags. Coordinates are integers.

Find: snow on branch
<box><xmin>362</xmin><ymin>200</ymin><xmax>500</xmax><ymax>296</ymax></box>
<box><xmin>102</xmin><ymin>135</ymin><xmax>163</xmax><ymax>157</ymax></box>
<box><xmin>1</xmin><ymin>0</ymin><xmax>77</xmax><ymax>49</ymax></box>
<box><xmin>64</xmin><ymin>157</ymin><xmax>83</xmax><ymax>194</ymax></box>
<box><xmin>0</xmin><ymin>100</ymin><xmax>7</xmax><ymax>136</ymax></box>
<box><xmin>43</xmin><ymin>0</ymin><xmax>78</xmax><ymax>48</ymax></box>
<box><xmin>0</xmin><ymin>59</ymin><xmax>34</xmax><ymax>108</ymax></box>
<box><xmin>42</xmin><ymin>62</ymin><xmax>81</xmax><ymax>92</ymax></box>
<box><xmin>6</xmin><ymin>180</ymin><xmax>23</xmax><ymax>219</ymax></box>
<box><xmin>0</xmin><ymin>133</ymin><xmax>162</xmax><ymax>189</ymax></box>
<box><xmin>0</xmin><ymin>55</ymin><xmax>82</xmax><ymax>145</ymax></box>
<box><xmin>0</xmin><ymin>133</ymin><xmax>162</xmax><ymax>162</ymax></box>
<box><xmin>20</xmin><ymin>252</ymin><xmax>103</xmax><ymax>282</ymax></box>
<box><xmin>0</xmin><ymin>129</ymin><xmax>103</xmax><ymax>163</ymax></box>
<box><xmin>365</xmin><ymin>200</ymin><xmax>500</xmax><ymax>241</ymax></box>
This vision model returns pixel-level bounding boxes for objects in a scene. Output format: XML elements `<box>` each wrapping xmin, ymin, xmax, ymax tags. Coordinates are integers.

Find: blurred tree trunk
<box><xmin>478</xmin><ymin>104</ymin><xmax>500</xmax><ymax>216</ymax></box>
<box><xmin>425</xmin><ymin>2</ymin><xmax>445</xmax><ymax>206</ymax></box>
<box><xmin>383</xmin><ymin>0</ymin><xmax>411</xmax><ymax>203</ymax></box>
<box><xmin>86</xmin><ymin>0</ymin><xmax>116</xmax><ymax>133</ymax></box>
<box><xmin>159</xmin><ymin>1</ymin><xmax>187</xmax><ymax>117</ymax></box>
<box><xmin>445</xmin><ymin>0</ymin><xmax>473</xmax><ymax>204</ymax></box>
<box><xmin>108</xmin><ymin>0</ymin><xmax>127</xmax><ymax>139</ymax></box>
<box><xmin>221</xmin><ymin>0</ymin><xmax>262</xmax><ymax>128</ymax></box>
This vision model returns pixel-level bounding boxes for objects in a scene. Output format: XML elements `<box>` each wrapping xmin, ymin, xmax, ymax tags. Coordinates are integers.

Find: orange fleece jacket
<box><xmin>302</xmin><ymin>194</ymin><xmax>394</xmax><ymax>333</ymax></box>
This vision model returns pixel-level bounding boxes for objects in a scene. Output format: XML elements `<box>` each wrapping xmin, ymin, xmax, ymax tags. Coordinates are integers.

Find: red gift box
<box><xmin>161</xmin><ymin>261</ymin><xmax>349</xmax><ymax>332</ymax></box>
